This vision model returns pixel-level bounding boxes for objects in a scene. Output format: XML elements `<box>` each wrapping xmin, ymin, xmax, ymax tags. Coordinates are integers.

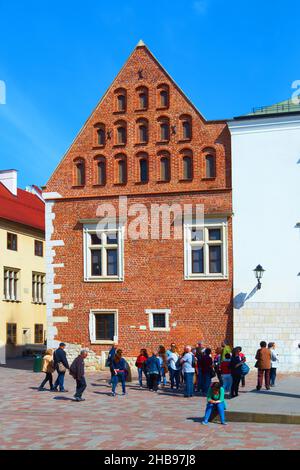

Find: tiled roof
<box><xmin>0</xmin><ymin>182</ymin><xmax>45</xmax><ymax>231</ymax></box>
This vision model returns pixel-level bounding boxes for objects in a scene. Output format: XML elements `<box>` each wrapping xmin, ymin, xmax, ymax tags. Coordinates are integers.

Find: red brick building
<box><xmin>43</xmin><ymin>41</ymin><xmax>233</xmax><ymax>364</ymax></box>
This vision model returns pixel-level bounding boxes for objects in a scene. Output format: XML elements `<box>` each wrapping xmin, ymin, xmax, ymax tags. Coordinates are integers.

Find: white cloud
<box><xmin>193</xmin><ymin>1</ymin><xmax>208</xmax><ymax>15</ymax></box>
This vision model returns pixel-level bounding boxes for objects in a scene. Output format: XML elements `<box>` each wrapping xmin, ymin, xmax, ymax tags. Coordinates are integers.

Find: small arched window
<box><xmin>94</xmin><ymin>156</ymin><xmax>106</xmax><ymax>186</ymax></box>
<box><xmin>158</xmin><ymin>152</ymin><xmax>170</xmax><ymax>182</ymax></box>
<box><xmin>115</xmin><ymin>88</ymin><xmax>127</xmax><ymax>113</ymax></box>
<box><xmin>160</xmin><ymin>122</ymin><xmax>169</xmax><ymax>141</ymax></box>
<box><xmin>115</xmin><ymin>154</ymin><xmax>127</xmax><ymax>184</ymax></box>
<box><xmin>183</xmin><ymin>156</ymin><xmax>192</xmax><ymax>180</ymax></box>
<box><xmin>139</xmin><ymin>125</ymin><xmax>148</xmax><ymax>143</ymax></box>
<box><xmin>157</xmin><ymin>84</ymin><xmax>169</xmax><ymax>109</ymax></box>
<box><xmin>94</xmin><ymin>123</ymin><xmax>105</xmax><ymax>146</ymax></box>
<box><xmin>205</xmin><ymin>154</ymin><xmax>216</xmax><ymax>178</ymax></box>
<box><xmin>74</xmin><ymin>158</ymin><xmax>85</xmax><ymax>186</ymax></box>
<box><xmin>140</xmin><ymin>158</ymin><xmax>148</xmax><ymax>183</ymax></box>
<box><xmin>182</xmin><ymin>120</ymin><xmax>191</xmax><ymax>140</ymax></box>
<box><xmin>117</xmin><ymin>126</ymin><xmax>127</xmax><ymax>145</ymax></box>
<box><xmin>136</xmin><ymin>86</ymin><xmax>148</xmax><ymax>110</ymax></box>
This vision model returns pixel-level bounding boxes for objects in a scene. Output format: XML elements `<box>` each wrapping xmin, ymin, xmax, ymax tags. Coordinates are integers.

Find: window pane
<box><xmin>7</xmin><ymin>323</ymin><xmax>17</xmax><ymax>344</ymax></box>
<box><xmin>161</xmin><ymin>157</ymin><xmax>170</xmax><ymax>181</ymax></box>
<box><xmin>139</xmin><ymin>125</ymin><xmax>148</xmax><ymax>142</ymax></box>
<box><xmin>107</xmin><ymin>249</ymin><xmax>118</xmax><ymax>276</ymax></box>
<box><xmin>76</xmin><ymin>162</ymin><xmax>85</xmax><ymax>185</ymax></box>
<box><xmin>153</xmin><ymin>313</ymin><xmax>166</xmax><ymax>328</ymax></box>
<box><xmin>97</xmin><ymin>161</ymin><xmax>106</xmax><ymax>185</ymax></box>
<box><xmin>183</xmin><ymin>121</ymin><xmax>191</xmax><ymax>139</ymax></box>
<box><xmin>209</xmin><ymin>245</ymin><xmax>222</xmax><ymax>273</ymax></box>
<box><xmin>117</xmin><ymin>127</ymin><xmax>126</xmax><ymax>144</ymax></box>
<box><xmin>117</xmin><ymin>95</ymin><xmax>126</xmax><ymax>111</ymax></box>
<box><xmin>35</xmin><ymin>324</ymin><xmax>43</xmax><ymax>343</ymax></box>
<box><xmin>183</xmin><ymin>156</ymin><xmax>192</xmax><ymax>179</ymax></box>
<box><xmin>192</xmin><ymin>247</ymin><xmax>204</xmax><ymax>273</ymax></box>
<box><xmin>140</xmin><ymin>159</ymin><xmax>148</xmax><ymax>182</ymax></box>
<box><xmin>160</xmin><ymin>90</ymin><xmax>168</xmax><ymax>107</ymax></box>
<box><xmin>91</xmin><ymin>234</ymin><xmax>101</xmax><ymax>245</ymax></box>
<box><xmin>191</xmin><ymin>229</ymin><xmax>204</xmax><ymax>241</ymax></box>
<box><xmin>161</xmin><ymin>123</ymin><xmax>169</xmax><ymax>141</ymax></box>
<box><xmin>35</xmin><ymin>240</ymin><xmax>43</xmax><ymax>257</ymax></box>
<box><xmin>206</xmin><ymin>155</ymin><xmax>215</xmax><ymax>178</ymax></box>
<box><xmin>95</xmin><ymin>314</ymin><xmax>114</xmax><ymax>340</ymax></box>
<box><xmin>209</xmin><ymin>229</ymin><xmax>221</xmax><ymax>241</ymax></box>
<box><xmin>118</xmin><ymin>160</ymin><xmax>126</xmax><ymax>183</ymax></box>
<box><xmin>7</xmin><ymin>233</ymin><xmax>17</xmax><ymax>251</ymax></box>
<box><xmin>97</xmin><ymin>129</ymin><xmax>105</xmax><ymax>145</ymax></box>
<box><xmin>107</xmin><ymin>233</ymin><xmax>118</xmax><ymax>244</ymax></box>
<box><xmin>91</xmin><ymin>250</ymin><xmax>102</xmax><ymax>276</ymax></box>
<box><xmin>140</xmin><ymin>93</ymin><xmax>147</xmax><ymax>109</ymax></box>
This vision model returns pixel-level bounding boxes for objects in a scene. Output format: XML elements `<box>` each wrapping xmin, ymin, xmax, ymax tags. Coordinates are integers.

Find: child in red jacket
<box><xmin>135</xmin><ymin>349</ymin><xmax>149</xmax><ymax>387</ymax></box>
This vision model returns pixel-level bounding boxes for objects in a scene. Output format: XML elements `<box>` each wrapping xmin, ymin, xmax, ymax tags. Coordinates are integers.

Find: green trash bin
<box><xmin>33</xmin><ymin>355</ymin><xmax>43</xmax><ymax>373</ymax></box>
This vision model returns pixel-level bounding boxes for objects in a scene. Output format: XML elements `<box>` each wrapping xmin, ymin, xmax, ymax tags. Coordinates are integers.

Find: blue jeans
<box><xmin>158</xmin><ymin>368</ymin><xmax>167</xmax><ymax>385</ymax></box>
<box><xmin>138</xmin><ymin>368</ymin><xmax>147</xmax><ymax>386</ymax></box>
<box><xmin>270</xmin><ymin>368</ymin><xmax>277</xmax><ymax>386</ymax></box>
<box><xmin>75</xmin><ymin>376</ymin><xmax>87</xmax><ymax>398</ymax></box>
<box><xmin>54</xmin><ymin>371</ymin><xmax>66</xmax><ymax>391</ymax></box>
<box><xmin>203</xmin><ymin>402</ymin><xmax>226</xmax><ymax>424</ymax></box>
<box><xmin>169</xmin><ymin>368</ymin><xmax>180</xmax><ymax>389</ymax></box>
<box><xmin>112</xmin><ymin>373</ymin><xmax>126</xmax><ymax>394</ymax></box>
<box><xmin>184</xmin><ymin>372</ymin><xmax>194</xmax><ymax>397</ymax></box>
<box><xmin>202</xmin><ymin>372</ymin><xmax>211</xmax><ymax>396</ymax></box>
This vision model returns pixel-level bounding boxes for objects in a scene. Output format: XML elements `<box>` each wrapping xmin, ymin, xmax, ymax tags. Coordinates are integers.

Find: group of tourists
<box><xmin>37</xmin><ymin>339</ymin><xmax>279</xmax><ymax>425</ymax></box>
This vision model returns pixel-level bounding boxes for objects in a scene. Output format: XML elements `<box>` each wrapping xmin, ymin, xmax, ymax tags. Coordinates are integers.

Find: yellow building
<box><xmin>0</xmin><ymin>170</ymin><xmax>46</xmax><ymax>363</ymax></box>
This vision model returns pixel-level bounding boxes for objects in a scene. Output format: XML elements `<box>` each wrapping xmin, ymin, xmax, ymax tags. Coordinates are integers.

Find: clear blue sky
<box><xmin>0</xmin><ymin>0</ymin><xmax>300</xmax><ymax>188</ymax></box>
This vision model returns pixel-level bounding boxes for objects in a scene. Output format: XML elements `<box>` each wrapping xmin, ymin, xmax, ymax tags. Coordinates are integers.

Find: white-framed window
<box><xmin>89</xmin><ymin>309</ymin><xmax>118</xmax><ymax>344</ymax></box>
<box><xmin>32</xmin><ymin>272</ymin><xmax>46</xmax><ymax>304</ymax></box>
<box><xmin>146</xmin><ymin>309</ymin><xmax>171</xmax><ymax>332</ymax></box>
<box><xmin>184</xmin><ymin>219</ymin><xmax>228</xmax><ymax>280</ymax></box>
<box><xmin>3</xmin><ymin>268</ymin><xmax>20</xmax><ymax>301</ymax></box>
<box><xmin>83</xmin><ymin>224</ymin><xmax>124</xmax><ymax>282</ymax></box>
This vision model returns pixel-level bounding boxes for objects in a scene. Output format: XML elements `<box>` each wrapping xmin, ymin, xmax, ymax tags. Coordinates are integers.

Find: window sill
<box><xmin>134</xmin><ymin>142</ymin><xmax>148</xmax><ymax>146</ymax></box>
<box><xmin>135</xmin><ymin>180</ymin><xmax>149</xmax><ymax>185</ymax></box>
<box><xmin>91</xmin><ymin>340</ymin><xmax>115</xmax><ymax>345</ymax></box>
<box><xmin>92</xmin><ymin>144</ymin><xmax>106</xmax><ymax>150</ymax></box>
<box><xmin>149</xmin><ymin>328</ymin><xmax>171</xmax><ymax>332</ymax></box>
<box><xmin>113</xmin><ymin>110</ymin><xmax>126</xmax><ymax>115</ymax></box>
<box><xmin>72</xmin><ymin>185</ymin><xmax>85</xmax><ymax>189</ymax></box>
<box><xmin>92</xmin><ymin>183</ymin><xmax>106</xmax><ymax>188</ymax></box>
<box><xmin>156</xmin><ymin>106</ymin><xmax>169</xmax><ymax>111</ymax></box>
<box><xmin>84</xmin><ymin>277</ymin><xmax>123</xmax><ymax>283</ymax></box>
<box><xmin>113</xmin><ymin>182</ymin><xmax>127</xmax><ymax>186</ymax></box>
<box><xmin>3</xmin><ymin>299</ymin><xmax>21</xmax><ymax>303</ymax></box>
<box><xmin>135</xmin><ymin>108</ymin><xmax>148</xmax><ymax>113</ymax></box>
<box><xmin>179</xmin><ymin>178</ymin><xmax>193</xmax><ymax>183</ymax></box>
<box><xmin>156</xmin><ymin>140</ymin><xmax>170</xmax><ymax>145</ymax></box>
<box><xmin>157</xmin><ymin>179</ymin><xmax>171</xmax><ymax>184</ymax></box>
<box><xmin>32</xmin><ymin>302</ymin><xmax>46</xmax><ymax>305</ymax></box>
<box><xmin>113</xmin><ymin>143</ymin><xmax>127</xmax><ymax>148</ymax></box>
<box><xmin>184</xmin><ymin>275</ymin><xmax>228</xmax><ymax>281</ymax></box>
<box><xmin>202</xmin><ymin>177</ymin><xmax>216</xmax><ymax>181</ymax></box>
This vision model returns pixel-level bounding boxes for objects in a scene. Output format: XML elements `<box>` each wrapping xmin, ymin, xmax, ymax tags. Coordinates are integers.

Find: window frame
<box><xmin>34</xmin><ymin>240</ymin><xmax>43</xmax><ymax>257</ymax></box>
<box><xmin>6</xmin><ymin>323</ymin><xmax>17</xmax><ymax>345</ymax></box>
<box><xmin>184</xmin><ymin>219</ymin><xmax>228</xmax><ymax>280</ymax></box>
<box><xmin>145</xmin><ymin>309</ymin><xmax>171</xmax><ymax>332</ymax></box>
<box><xmin>3</xmin><ymin>267</ymin><xmax>20</xmax><ymax>302</ymax></box>
<box><xmin>34</xmin><ymin>324</ymin><xmax>44</xmax><ymax>344</ymax></box>
<box><xmin>32</xmin><ymin>272</ymin><xmax>46</xmax><ymax>304</ymax></box>
<box><xmin>7</xmin><ymin>232</ymin><xmax>17</xmax><ymax>251</ymax></box>
<box><xmin>89</xmin><ymin>309</ymin><xmax>118</xmax><ymax>345</ymax></box>
<box><xmin>83</xmin><ymin>224</ymin><xmax>125</xmax><ymax>282</ymax></box>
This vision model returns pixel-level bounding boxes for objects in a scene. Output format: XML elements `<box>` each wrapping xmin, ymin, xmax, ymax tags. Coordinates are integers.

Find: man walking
<box><xmin>70</xmin><ymin>349</ymin><xmax>88</xmax><ymax>402</ymax></box>
<box><xmin>53</xmin><ymin>342</ymin><xmax>69</xmax><ymax>392</ymax></box>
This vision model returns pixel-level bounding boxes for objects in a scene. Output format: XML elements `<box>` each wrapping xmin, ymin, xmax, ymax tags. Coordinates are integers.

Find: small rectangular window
<box><xmin>95</xmin><ymin>313</ymin><xmax>115</xmax><ymax>341</ymax></box>
<box><xmin>34</xmin><ymin>324</ymin><xmax>44</xmax><ymax>344</ymax></box>
<box><xmin>6</xmin><ymin>323</ymin><xmax>17</xmax><ymax>345</ymax></box>
<box><xmin>153</xmin><ymin>313</ymin><xmax>166</xmax><ymax>329</ymax></box>
<box><xmin>32</xmin><ymin>272</ymin><xmax>45</xmax><ymax>303</ymax></box>
<box><xmin>7</xmin><ymin>233</ymin><xmax>17</xmax><ymax>251</ymax></box>
<box><xmin>4</xmin><ymin>268</ymin><xmax>19</xmax><ymax>301</ymax></box>
<box><xmin>35</xmin><ymin>240</ymin><xmax>43</xmax><ymax>257</ymax></box>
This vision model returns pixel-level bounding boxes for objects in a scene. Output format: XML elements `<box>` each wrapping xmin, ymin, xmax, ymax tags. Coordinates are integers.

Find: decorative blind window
<box><xmin>7</xmin><ymin>323</ymin><xmax>17</xmax><ymax>345</ymax></box>
<box><xmin>34</xmin><ymin>324</ymin><xmax>44</xmax><ymax>343</ymax></box>
<box><xmin>4</xmin><ymin>268</ymin><xmax>19</xmax><ymax>301</ymax></box>
<box><xmin>32</xmin><ymin>272</ymin><xmax>45</xmax><ymax>303</ymax></box>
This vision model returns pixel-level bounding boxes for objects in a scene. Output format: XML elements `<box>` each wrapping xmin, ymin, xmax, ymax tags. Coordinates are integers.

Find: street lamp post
<box><xmin>254</xmin><ymin>264</ymin><xmax>265</xmax><ymax>290</ymax></box>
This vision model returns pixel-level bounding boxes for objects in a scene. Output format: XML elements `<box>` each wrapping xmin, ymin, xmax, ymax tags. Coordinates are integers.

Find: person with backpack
<box><xmin>69</xmin><ymin>349</ymin><xmax>88</xmax><ymax>401</ymax></box>
<box><xmin>145</xmin><ymin>350</ymin><xmax>161</xmax><ymax>392</ymax></box>
<box><xmin>135</xmin><ymin>348</ymin><xmax>148</xmax><ymax>388</ymax></box>
<box><xmin>38</xmin><ymin>349</ymin><xmax>55</xmax><ymax>391</ymax></box>
<box><xmin>202</xmin><ymin>382</ymin><xmax>227</xmax><ymax>425</ymax></box>
<box><xmin>53</xmin><ymin>342</ymin><xmax>69</xmax><ymax>392</ymax></box>
<box><xmin>167</xmin><ymin>344</ymin><xmax>180</xmax><ymax>390</ymax></box>
<box><xmin>180</xmin><ymin>345</ymin><xmax>196</xmax><ymax>397</ymax></box>
<box><xmin>107</xmin><ymin>342</ymin><xmax>118</xmax><ymax>385</ymax></box>
<box><xmin>199</xmin><ymin>348</ymin><xmax>214</xmax><ymax>396</ymax></box>
<box><xmin>110</xmin><ymin>349</ymin><xmax>127</xmax><ymax>396</ymax></box>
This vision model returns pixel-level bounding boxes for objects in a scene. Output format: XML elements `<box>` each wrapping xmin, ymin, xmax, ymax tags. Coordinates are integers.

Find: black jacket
<box><xmin>53</xmin><ymin>348</ymin><xmax>69</xmax><ymax>370</ymax></box>
<box><xmin>70</xmin><ymin>356</ymin><xmax>85</xmax><ymax>380</ymax></box>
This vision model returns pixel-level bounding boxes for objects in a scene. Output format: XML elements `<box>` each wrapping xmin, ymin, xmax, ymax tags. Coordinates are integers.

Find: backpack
<box><xmin>175</xmin><ymin>357</ymin><xmax>181</xmax><ymax>369</ymax></box>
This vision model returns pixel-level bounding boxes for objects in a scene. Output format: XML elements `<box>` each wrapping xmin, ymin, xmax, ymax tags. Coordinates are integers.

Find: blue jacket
<box><xmin>107</xmin><ymin>347</ymin><xmax>117</xmax><ymax>366</ymax></box>
<box><xmin>145</xmin><ymin>355</ymin><xmax>161</xmax><ymax>375</ymax></box>
<box><xmin>53</xmin><ymin>347</ymin><xmax>69</xmax><ymax>370</ymax></box>
<box><xmin>111</xmin><ymin>357</ymin><xmax>126</xmax><ymax>373</ymax></box>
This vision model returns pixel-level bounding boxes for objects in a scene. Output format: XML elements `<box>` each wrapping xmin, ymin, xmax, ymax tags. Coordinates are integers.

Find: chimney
<box><xmin>0</xmin><ymin>169</ymin><xmax>18</xmax><ymax>196</ymax></box>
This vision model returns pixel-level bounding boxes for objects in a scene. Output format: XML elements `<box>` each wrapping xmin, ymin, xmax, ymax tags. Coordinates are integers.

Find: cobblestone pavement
<box><xmin>0</xmin><ymin>363</ymin><xmax>300</xmax><ymax>450</ymax></box>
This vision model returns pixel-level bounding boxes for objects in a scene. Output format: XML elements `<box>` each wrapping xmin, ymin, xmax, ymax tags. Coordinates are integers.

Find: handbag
<box><xmin>58</xmin><ymin>362</ymin><xmax>67</xmax><ymax>373</ymax></box>
<box><xmin>241</xmin><ymin>363</ymin><xmax>250</xmax><ymax>376</ymax></box>
<box><xmin>254</xmin><ymin>360</ymin><xmax>259</xmax><ymax>369</ymax></box>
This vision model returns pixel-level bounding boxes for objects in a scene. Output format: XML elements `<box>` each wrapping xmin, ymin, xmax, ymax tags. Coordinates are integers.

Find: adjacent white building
<box><xmin>228</xmin><ymin>99</ymin><xmax>300</xmax><ymax>371</ymax></box>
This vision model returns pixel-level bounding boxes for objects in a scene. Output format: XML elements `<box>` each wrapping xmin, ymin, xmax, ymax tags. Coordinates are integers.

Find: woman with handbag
<box><xmin>111</xmin><ymin>349</ymin><xmax>127</xmax><ymax>396</ymax></box>
<box><xmin>38</xmin><ymin>349</ymin><xmax>55</xmax><ymax>391</ymax></box>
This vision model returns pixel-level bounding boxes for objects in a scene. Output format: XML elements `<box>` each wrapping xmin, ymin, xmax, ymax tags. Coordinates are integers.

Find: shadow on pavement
<box><xmin>0</xmin><ymin>357</ymin><xmax>35</xmax><ymax>371</ymax></box>
<box><xmin>250</xmin><ymin>389</ymin><xmax>300</xmax><ymax>399</ymax></box>
<box><xmin>93</xmin><ymin>391</ymin><xmax>114</xmax><ymax>397</ymax></box>
<box><xmin>53</xmin><ymin>396</ymin><xmax>74</xmax><ymax>401</ymax></box>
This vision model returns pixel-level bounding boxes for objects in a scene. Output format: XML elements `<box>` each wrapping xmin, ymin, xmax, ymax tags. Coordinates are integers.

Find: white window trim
<box><xmin>32</xmin><ymin>272</ymin><xmax>46</xmax><ymax>304</ymax></box>
<box><xmin>89</xmin><ymin>309</ymin><xmax>118</xmax><ymax>345</ymax></box>
<box><xmin>184</xmin><ymin>218</ymin><xmax>228</xmax><ymax>280</ymax></box>
<box><xmin>145</xmin><ymin>309</ymin><xmax>171</xmax><ymax>332</ymax></box>
<box><xmin>3</xmin><ymin>267</ymin><xmax>20</xmax><ymax>302</ymax></box>
<box><xmin>83</xmin><ymin>223</ymin><xmax>124</xmax><ymax>282</ymax></box>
